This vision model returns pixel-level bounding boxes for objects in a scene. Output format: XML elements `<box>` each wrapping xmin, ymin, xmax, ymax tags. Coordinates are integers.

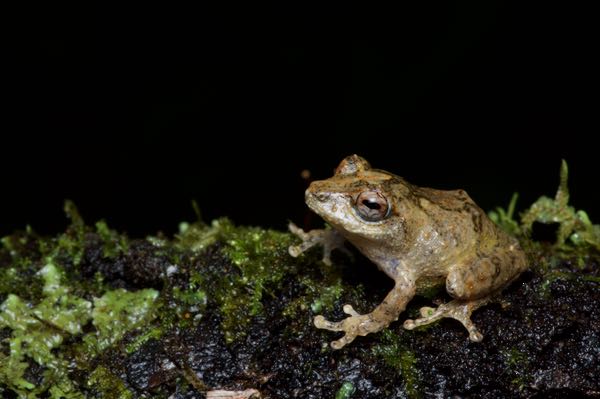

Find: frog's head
<box><xmin>305</xmin><ymin>155</ymin><xmax>409</xmax><ymax>244</ymax></box>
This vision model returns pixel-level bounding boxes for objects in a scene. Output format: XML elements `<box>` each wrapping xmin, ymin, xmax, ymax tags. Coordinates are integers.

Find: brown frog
<box><xmin>289</xmin><ymin>155</ymin><xmax>527</xmax><ymax>349</ymax></box>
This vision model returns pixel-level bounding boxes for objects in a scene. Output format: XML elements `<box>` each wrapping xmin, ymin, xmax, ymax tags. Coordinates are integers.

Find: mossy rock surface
<box><xmin>0</xmin><ymin>215</ymin><xmax>598</xmax><ymax>398</ymax></box>
<box><xmin>1</xmin><ymin>163</ymin><xmax>600</xmax><ymax>398</ymax></box>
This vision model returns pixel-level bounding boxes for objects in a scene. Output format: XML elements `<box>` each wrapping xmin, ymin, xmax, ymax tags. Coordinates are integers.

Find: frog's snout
<box><xmin>305</xmin><ymin>189</ymin><xmax>330</xmax><ymax>203</ymax></box>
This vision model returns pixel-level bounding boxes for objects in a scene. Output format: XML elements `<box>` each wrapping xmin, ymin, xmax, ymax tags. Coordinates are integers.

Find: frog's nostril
<box><xmin>306</xmin><ymin>190</ymin><xmax>330</xmax><ymax>202</ymax></box>
<box><xmin>314</xmin><ymin>192</ymin><xmax>330</xmax><ymax>202</ymax></box>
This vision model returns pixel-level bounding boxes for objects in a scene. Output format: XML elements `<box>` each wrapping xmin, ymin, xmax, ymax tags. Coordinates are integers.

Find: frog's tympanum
<box><xmin>289</xmin><ymin>155</ymin><xmax>527</xmax><ymax>349</ymax></box>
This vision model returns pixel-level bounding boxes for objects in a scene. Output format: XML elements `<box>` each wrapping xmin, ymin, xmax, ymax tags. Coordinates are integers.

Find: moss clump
<box><xmin>489</xmin><ymin>160</ymin><xmax>600</xmax><ymax>252</ymax></box>
<box><xmin>520</xmin><ymin>160</ymin><xmax>600</xmax><ymax>250</ymax></box>
<box><xmin>177</xmin><ymin>217</ymin><xmax>351</xmax><ymax>344</ymax></box>
<box><xmin>177</xmin><ymin>218</ymin><xmax>299</xmax><ymax>343</ymax></box>
<box><xmin>372</xmin><ymin>330</ymin><xmax>421</xmax><ymax>399</ymax></box>
<box><xmin>217</xmin><ymin>219</ymin><xmax>295</xmax><ymax>343</ymax></box>
<box><xmin>488</xmin><ymin>192</ymin><xmax>521</xmax><ymax>236</ymax></box>
<box><xmin>0</xmin><ymin>209</ymin><xmax>160</xmax><ymax>397</ymax></box>
<box><xmin>95</xmin><ymin>220</ymin><xmax>129</xmax><ymax>259</ymax></box>
<box><xmin>335</xmin><ymin>381</ymin><xmax>356</xmax><ymax>399</ymax></box>
<box><xmin>175</xmin><ymin>219</ymin><xmax>222</xmax><ymax>252</ymax></box>
<box><xmin>34</xmin><ymin>263</ymin><xmax>92</xmax><ymax>335</ymax></box>
<box><xmin>501</xmin><ymin>348</ymin><xmax>530</xmax><ymax>391</ymax></box>
<box><xmin>85</xmin><ymin>288</ymin><xmax>159</xmax><ymax>353</ymax></box>
<box><xmin>0</xmin><ymin>257</ymin><xmax>159</xmax><ymax>397</ymax></box>
<box><xmin>308</xmin><ymin>278</ymin><xmax>343</xmax><ymax>314</ymax></box>
<box><xmin>172</xmin><ymin>284</ymin><xmax>207</xmax><ymax>322</ymax></box>
<box><xmin>55</xmin><ymin>200</ymin><xmax>87</xmax><ymax>266</ymax></box>
<box><xmin>283</xmin><ymin>267</ymin><xmax>344</xmax><ymax>318</ymax></box>
<box><xmin>0</xmin><ymin>262</ymin><xmax>91</xmax><ymax>397</ymax></box>
<box><xmin>87</xmin><ymin>366</ymin><xmax>133</xmax><ymax>399</ymax></box>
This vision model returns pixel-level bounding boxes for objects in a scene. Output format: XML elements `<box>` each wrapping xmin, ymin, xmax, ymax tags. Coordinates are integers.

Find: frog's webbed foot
<box><xmin>288</xmin><ymin>222</ymin><xmax>351</xmax><ymax>265</ymax></box>
<box><xmin>314</xmin><ymin>305</ymin><xmax>386</xmax><ymax>349</ymax></box>
<box><xmin>403</xmin><ymin>297</ymin><xmax>491</xmax><ymax>342</ymax></box>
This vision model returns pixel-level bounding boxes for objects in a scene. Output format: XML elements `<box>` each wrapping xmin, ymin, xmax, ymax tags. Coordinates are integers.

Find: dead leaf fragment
<box><xmin>206</xmin><ymin>389</ymin><xmax>261</xmax><ymax>399</ymax></box>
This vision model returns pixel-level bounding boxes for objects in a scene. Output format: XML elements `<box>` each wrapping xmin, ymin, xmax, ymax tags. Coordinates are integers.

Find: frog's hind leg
<box><xmin>403</xmin><ymin>297</ymin><xmax>491</xmax><ymax>342</ymax></box>
<box><xmin>404</xmin><ymin>244</ymin><xmax>527</xmax><ymax>342</ymax></box>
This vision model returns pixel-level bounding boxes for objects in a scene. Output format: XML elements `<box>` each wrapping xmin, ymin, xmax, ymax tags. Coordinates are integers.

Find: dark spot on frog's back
<box><xmin>462</xmin><ymin>202</ymin><xmax>483</xmax><ymax>233</ymax></box>
<box><xmin>491</xmin><ymin>256</ymin><xmax>502</xmax><ymax>278</ymax></box>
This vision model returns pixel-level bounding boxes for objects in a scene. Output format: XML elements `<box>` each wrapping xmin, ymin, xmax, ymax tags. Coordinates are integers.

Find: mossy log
<box><xmin>1</xmin><ymin>162</ymin><xmax>599</xmax><ymax>398</ymax></box>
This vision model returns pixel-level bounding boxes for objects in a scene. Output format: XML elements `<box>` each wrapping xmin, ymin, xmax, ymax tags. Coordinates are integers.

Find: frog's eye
<box><xmin>355</xmin><ymin>191</ymin><xmax>390</xmax><ymax>222</ymax></box>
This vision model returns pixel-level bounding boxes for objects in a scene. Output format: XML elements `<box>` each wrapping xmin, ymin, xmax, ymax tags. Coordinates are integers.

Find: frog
<box><xmin>288</xmin><ymin>155</ymin><xmax>528</xmax><ymax>349</ymax></box>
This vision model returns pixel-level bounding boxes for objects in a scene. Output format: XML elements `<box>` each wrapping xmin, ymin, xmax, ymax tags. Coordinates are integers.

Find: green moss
<box><xmin>503</xmin><ymin>347</ymin><xmax>527</xmax><ymax>368</ymax></box>
<box><xmin>171</xmin><ymin>284</ymin><xmax>207</xmax><ymax>329</ymax></box>
<box><xmin>335</xmin><ymin>381</ymin><xmax>356</xmax><ymax>399</ymax></box>
<box><xmin>34</xmin><ymin>263</ymin><xmax>93</xmax><ymax>334</ymax></box>
<box><xmin>488</xmin><ymin>192</ymin><xmax>521</xmax><ymax>236</ymax></box>
<box><xmin>88</xmin><ymin>366</ymin><xmax>133</xmax><ymax>399</ymax></box>
<box><xmin>0</xmin><ymin>262</ymin><xmax>90</xmax><ymax>397</ymax></box>
<box><xmin>501</xmin><ymin>348</ymin><xmax>529</xmax><ymax>391</ymax></box>
<box><xmin>86</xmin><ymin>288</ymin><xmax>159</xmax><ymax>352</ymax></box>
<box><xmin>48</xmin><ymin>379</ymin><xmax>85</xmax><ymax>399</ymax></box>
<box><xmin>283</xmin><ymin>267</ymin><xmax>345</xmax><ymax>318</ymax></box>
<box><xmin>0</xmin><ymin>261</ymin><xmax>43</xmax><ymax>303</ymax></box>
<box><xmin>175</xmin><ymin>219</ymin><xmax>222</xmax><ymax>252</ymax></box>
<box><xmin>309</xmin><ymin>281</ymin><xmax>343</xmax><ymax>314</ymax></box>
<box><xmin>124</xmin><ymin>327</ymin><xmax>164</xmax><ymax>354</ymax></box>
<box><xmin>37</xmin><ymin>202</ymin><xmax>130</xmax><ymax>269</ymax></box>
<box><xmin>521</xmin><ymin>160</ymin><xmax>600</xmax><ymax>250</ymax></box>
<box><xmin>0</xmin><ymin>252</ymin><xmax>158</xmax><ymax>396</ymax></box>
<box><xmin>414</xmin><ymin>277</ymin><xmax>445</xmax><ymax>301</ymax></box>
<box><xmin>172</xmin><ymin>286</ymin><xmax>207</xmax><ymax>309</ymax></box>
<box><xmin>213</xmin><ymin>219</ymin><xmax>295</xmax><ymax>343</ymax></box>
<box><xmin>0</xmin><ymin>229</ymin><xmax>46</xmax><ymax>302</ymax></box>
<box><xmin>582</xmin><ymin>274</ymin><xmax>600</xmax><ymax>283</ymax></box>
<box><xmin>372</xmin><ymin>330</ymin><xmax>421</xmax><ymax>398</ymax></box>
<box><xmin>95</xmin><ymin>220</ymin><xmax>129</xmax><ymax>259</ymax></box>
<box><xmin>57</xmin><ymin>200</ymin><xmax>87</xmax><ymax>266</ymax></box>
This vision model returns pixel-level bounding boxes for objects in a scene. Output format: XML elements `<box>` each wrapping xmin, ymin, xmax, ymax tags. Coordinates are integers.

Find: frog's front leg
<box><xmin>315</xmin><ymin>277</ymin><xmax>416</xmax><ymax>349</ymax></box>
<box><xmin>288</xmin><ymin>222</ymin><xmax>351</xmax><ymax>266</ymax></box>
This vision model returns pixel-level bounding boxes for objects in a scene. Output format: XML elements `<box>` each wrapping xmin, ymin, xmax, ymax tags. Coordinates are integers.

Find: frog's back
<box><xmin>412</xmin><ymin>185</ymin><xmax>479</xmax><ymax>212</ymax></box>
<box><xmin>411</xmin><ymin>184</ymin><xmax>512</xmax><ymax>248</ymax></box>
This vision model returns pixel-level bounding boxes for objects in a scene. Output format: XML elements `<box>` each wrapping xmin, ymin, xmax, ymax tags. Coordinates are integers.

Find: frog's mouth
<box><xmin>304</xmin><ymin>189</ymin><xmax>329</xmax><ymax>217</ymax></box>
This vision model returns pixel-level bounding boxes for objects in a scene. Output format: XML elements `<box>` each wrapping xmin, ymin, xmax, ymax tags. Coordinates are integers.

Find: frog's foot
<box><xmin>403</xmin><ymin>297</ymin><xmax>491</xmax><ymax>342</ymax></box>
<box><xmin>288</xmin><ymin>222</ymin><xmax>350</xmax><ymax>266</ymax></box>
<box><xmin>314</xmin><ymin>304</ymin><xmax>385</xmax><ymax>349</ymax></box>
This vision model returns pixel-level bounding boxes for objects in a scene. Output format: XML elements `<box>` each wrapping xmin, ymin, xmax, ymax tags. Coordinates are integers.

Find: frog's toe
<box><xmin>403</xmin><ymin>319</ymin><xmax>416</xmax><ymax>330</ymax></box>
<box><xmin>419</xmin><ymin>306</ymin><xmax>436</xmax><ymax>318</ymax></box>
<box><xmin>288</xmin><ymin>245</ymin><xmax>302</xmax><ymax>258</ymax></box>
<box><xmin>288</xmin><ymin>239</ymin><xmax>317</xmax><ymax>258</ymax></box>
<box><xmin>342</xmin><ymin>304</ymin><xmax>361</xmax><ymax>317</ymax></box>
<box><xmin>314</xmin><ymin>305</ymin><xmax>363</xmax><ymax>331</ymax></box>
<box><xmin>314</xmin><ymin>315</ymin><xmax>344</xmax><ymax>331</ymax></box>
<box><xmin>330</xmin><ymin>332</ymin><xmax>358</xmax><ymax>350</ymax></box>
<box><xmin>288</xmin><ymin>222</ymin><xmax>307</xmax><ymax>239</ymax></box>
<box><xmin>403</xmin><ymin>305</ymin><xmax>445</xmax><ymax>330</ymax></box>
<box><xmin>469</xmin><ymin>329</ymin><xmax>483</xmax><ymax>342</ymax></box>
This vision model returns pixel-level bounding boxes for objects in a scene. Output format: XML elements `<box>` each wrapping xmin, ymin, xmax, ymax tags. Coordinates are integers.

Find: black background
<box><xmin>4</xmin><ymin>2</ymin><xmax>597</xmax><ymax>237</ymax></box>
